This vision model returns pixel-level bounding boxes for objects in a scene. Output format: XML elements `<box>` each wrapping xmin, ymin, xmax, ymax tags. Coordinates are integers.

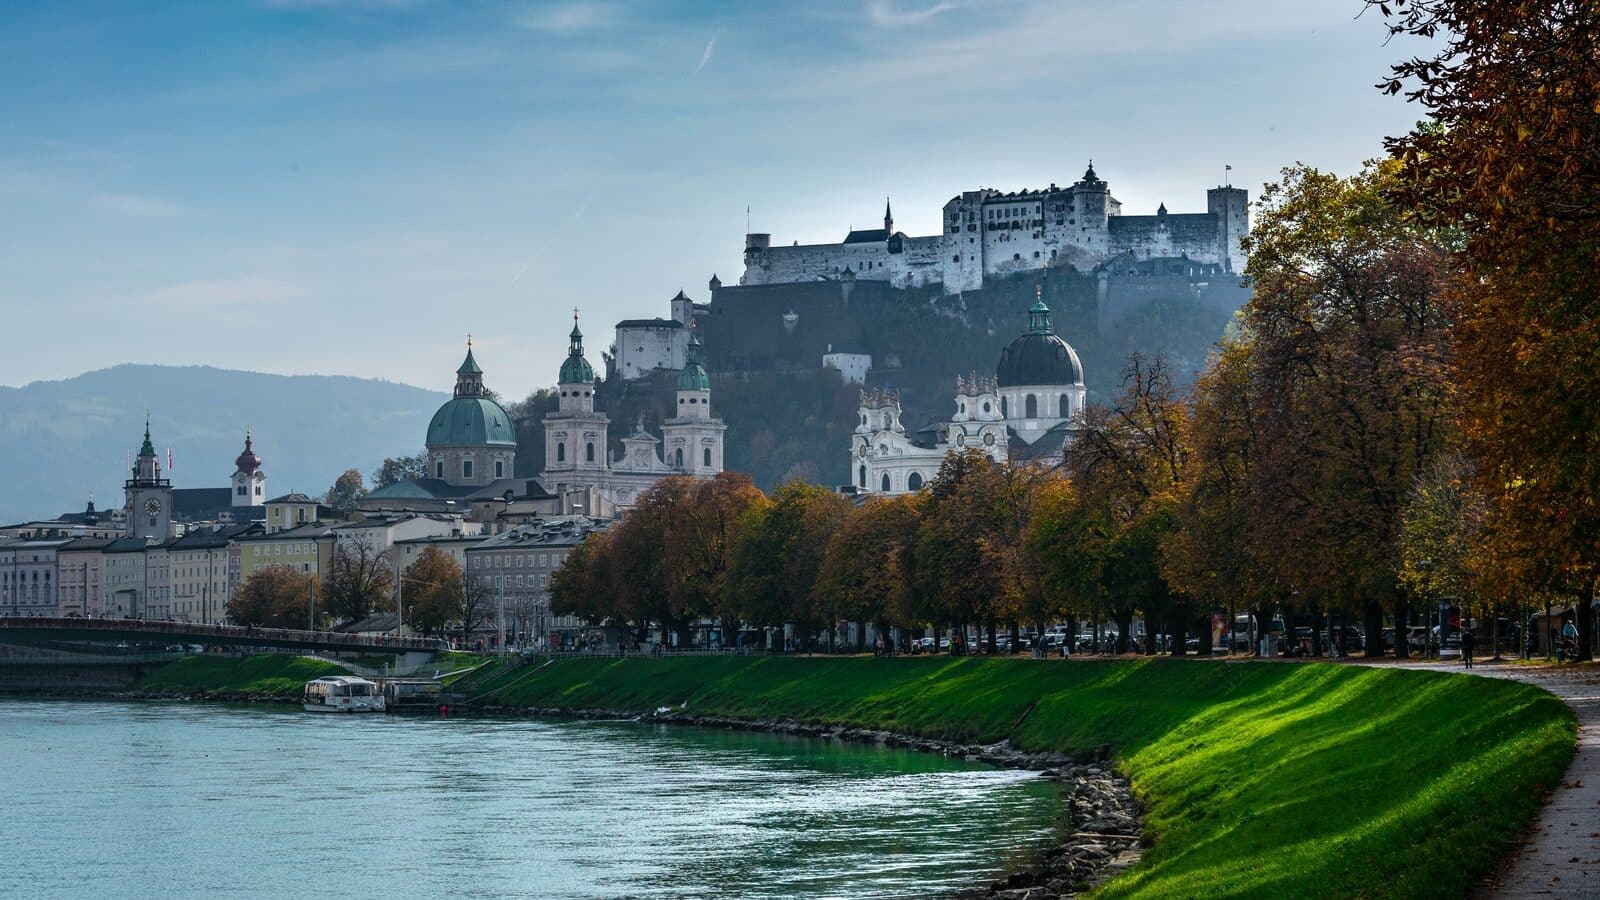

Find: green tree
<box><xmin>372</xmin><ymin>451</ymin><xmax>429</xmax><ymax>489</ymax></box>
<box><xmin>325</xmin><ymin>468</ymin><xmax>367</xmax><ymax>516</ymax></box>
<box><xmin>401</xmin><ymin>546</ymin><xmax>461</xmax><ymax>635</ymax></box>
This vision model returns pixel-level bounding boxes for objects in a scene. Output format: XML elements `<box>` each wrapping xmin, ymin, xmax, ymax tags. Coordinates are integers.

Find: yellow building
<box><xmin>234</xmin><ymin>521</ymin><xmax>339</xmax><ymax>589</ymax></box>
<box><xmin>265</xmin><ymin>493</ymin><xmax>324</xmax><ymax>534</ymax></box>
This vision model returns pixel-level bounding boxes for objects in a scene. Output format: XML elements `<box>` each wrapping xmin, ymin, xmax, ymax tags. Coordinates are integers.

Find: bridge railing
<box><xmin>0</xmin><ymin>616</ymin><xmax>449</xmax><ymax>653</ymax></box>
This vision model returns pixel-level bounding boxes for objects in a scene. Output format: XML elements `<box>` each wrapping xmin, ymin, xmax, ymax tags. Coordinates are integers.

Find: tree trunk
<box><xmin>1115</xmin><ymin>608</ymin><xmax>1134</xmax><ymax>655</ymax></box>
<box><xmin>1169</xmin><ymin>604</ymin><xmax>1188</xmax><ymax>657</ymax></box>
<box><xmin>986</xmin><ymin>617</ymin><xmax>998</xmax><ymax>654</ymax></box>
<box><xmin>1008</xmin><ymin>621</ymin><xmax>1020</xmax><ymax>654</ymax></box>
<box><xmin>1363</xmin><ymin>599</ymin><xmax>1385</xmax><ymax>658</ymax></box>
<box><xmin>1392</xmin><ymin>593</ymin><xmax>1410</xmax><ymax>659</ymax></box>
<box><xmin>1577</xmin><ymin>579</ymin><xmax>1595</xmax><ymax>663</ymax></box>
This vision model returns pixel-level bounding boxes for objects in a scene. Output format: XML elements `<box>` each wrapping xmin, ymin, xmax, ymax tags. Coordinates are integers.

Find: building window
<box><xmin>1060</xmin><ymin>395</ymin><xmax>1071</xmax><ymax>418</ymax></box>
<box><xmin>908</xmin><ymin>472</ymin><xmax>923</xmax><ymax>491</ymax></box>
<box><xmin>585</xmin><ymin>443</ymin><xmax>595</xmax><ymax>463</ymax></box>
<box><xmin>881</xmin><ymin>474</ymin><xmax>891</xmax><ymax>492</ymax></box>
<box><xmin>495</xmin><ymin>460</ymin><xmax>504</xmax><ymax>479</ymax></box>
<box><xmin>703</xmin><ymin>447</ymin><xmax>712</xmax><ymax>467</ymax></box>
<box><xmin>674</xmin><ymin>448</ymin><xmax>684</xmax><ymax>468</ymax></box>
<box><xmin>236</xmin><ymin>484</ymin><xmax>247</xmax><ymax>496</ymax></box>
<box><xmin>858</xmin><ymin>465</ymin><xmax>867</xmax><ymax>488</ymax></box>
<box><xmin>463</xmin><ymin>460</ymin><xmax>474</xmax><ymax>479</ymax></box>
<box><xmin>435</xmin><ymin>461</ymin><xmax>444</xmax><ymax>479</ymax></box>
<box><xmin>557</xmin><ymin>444</ymin><xmax>566</xmax><ymax>462</ymax></box>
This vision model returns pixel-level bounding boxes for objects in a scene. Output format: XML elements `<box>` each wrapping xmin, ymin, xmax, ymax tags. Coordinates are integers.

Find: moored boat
<box><xmin>303</xmin><ymin>676</ymin><xmax>386</xmax><ymax>713</ymax></box>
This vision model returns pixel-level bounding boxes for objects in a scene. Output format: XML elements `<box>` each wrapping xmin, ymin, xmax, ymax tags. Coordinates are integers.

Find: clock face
<box><xmin>983</xmin><ymin>432</ymin><xmax>996</xmax><ymax>446</ymax></box>
<box><xmin>144</xmin><ymin>497</ymin><xmax>162</xmax><ymax>514</ymax></box>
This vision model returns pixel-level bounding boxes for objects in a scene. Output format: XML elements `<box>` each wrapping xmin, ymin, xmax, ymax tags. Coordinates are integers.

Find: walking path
<box><xmin>1366</xmin><ymin>659</ymin><xmax>1600</xmax><ymax>898</ymax></box>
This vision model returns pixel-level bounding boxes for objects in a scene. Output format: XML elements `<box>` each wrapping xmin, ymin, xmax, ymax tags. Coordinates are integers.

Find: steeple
<box><xmin>454</xmin><ymin>336</ymin><xmax>486</xmax><ymax>398</ymax></box>
<box><xmin>1081</xmin><ymin>159</ymin><xmax>1100</xmax><ymax>183</ymax></box>
<box><xmin>138</xmin><ymin>415</ymin><xmax>156</xmax><ymax>461</ymax></box>
<box><xmin>234</xmin><ymin>429</ymin><xmax>263</xmax><ymax>476</ymax></box>
<box><xmin>559</xmin><ymin>310</ymin><xmax>596</xmax><ymax>385</ymax></box>
<box><xmin>883</xmin><ymin>196</ymin><xmax>894</xmax><ymax>234</ymax></box>
<box><xmin>677</xmin><ymin>335</ymin><xmax>711</xmax><ymax>394</ymax></box>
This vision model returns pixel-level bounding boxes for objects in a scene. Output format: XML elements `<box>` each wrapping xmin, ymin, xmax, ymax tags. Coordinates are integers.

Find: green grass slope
<box><xmin>485</xmin><ymin>657</ymin><xmax>1573</xmax><ymax>899</ymax></box>
<box><xmin>134</xmin><ymin>654</ymin><xmax>349</xmax><ymax>699</ymax></box>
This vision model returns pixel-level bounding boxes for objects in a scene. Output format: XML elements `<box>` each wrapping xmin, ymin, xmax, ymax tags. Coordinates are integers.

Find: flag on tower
<box><xmin>167</xmin><ymin>448</ymin><xmax>173</xmax><ymax>471</ymax></box>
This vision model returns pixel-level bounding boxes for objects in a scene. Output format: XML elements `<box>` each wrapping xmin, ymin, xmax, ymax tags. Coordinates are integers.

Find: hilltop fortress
<box><xmin>740</xmin><ymin>163</ymin><xmax>1248</xmax><ymax>294</ymax></box>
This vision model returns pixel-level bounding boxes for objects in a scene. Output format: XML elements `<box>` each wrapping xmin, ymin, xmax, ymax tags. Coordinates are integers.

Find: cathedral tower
<box><xmin>544</xmin><ymin>312</ymin><xmax>610</xmax><ymax>477</ymax></box>
<box><xmin>124</xmin><ymin>417</ymin><xmax>172</xmax><ymax>541</ymax></box>
<box><xmin>426</xmin><ymin>340</ymin><xmax>517</xmax><ymax>486</ymax></box>
<box><xmin>660</xmin><ymin>335</ymin><xmax>725</xmax><ymax>475</ymax></box>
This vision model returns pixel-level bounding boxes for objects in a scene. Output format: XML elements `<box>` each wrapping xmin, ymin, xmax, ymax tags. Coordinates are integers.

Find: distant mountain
<box><xmin>0</xmin><ymin>365</ymin><xmax>446</xmax><ymax>524</ymax></box>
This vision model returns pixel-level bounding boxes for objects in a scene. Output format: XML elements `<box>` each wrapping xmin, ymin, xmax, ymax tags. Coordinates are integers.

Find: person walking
<box><xmin>1461</xmin><ymin>628</ymin><xmax>1476</xmax><ymax>669</ymax></box>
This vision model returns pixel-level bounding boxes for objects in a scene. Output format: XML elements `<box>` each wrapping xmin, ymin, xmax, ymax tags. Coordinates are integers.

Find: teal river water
<box><xmin>0</xmin><ymin>700</ymin><xmax>1065</xmax><ymax>899</ymax></box>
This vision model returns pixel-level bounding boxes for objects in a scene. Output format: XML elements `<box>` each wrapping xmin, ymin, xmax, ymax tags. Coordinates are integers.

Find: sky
<box><xmin>0</xmin><ymin>0</ymin><xmax>1427</xmax><ymax>397</ymax></box>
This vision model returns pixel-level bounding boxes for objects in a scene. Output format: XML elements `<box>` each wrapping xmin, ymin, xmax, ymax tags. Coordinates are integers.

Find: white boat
<box><xmin>303</xmin><ymin>676</ymin><xmax>386</xmax><ymax>713</ymax></box>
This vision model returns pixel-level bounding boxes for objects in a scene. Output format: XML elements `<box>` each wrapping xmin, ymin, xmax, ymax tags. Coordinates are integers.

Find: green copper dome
<box><xmin>997</xmin><ymin>300</ymin><xmax>1084</xmax><ymax>387</ymax></box>
<box><xmin>559</xmin><ymin>316</ymin><xmax>596</xmax><ymax>384</ymax></box>
<box><xmin>427</xmin><ymin>397</ymin><xmax>516</xmax><ymax>448</ymax></box>
<box><xmin>677</xmin><ymin>335</ymin><xmax>710</xmax><ymax>392</ymax></box>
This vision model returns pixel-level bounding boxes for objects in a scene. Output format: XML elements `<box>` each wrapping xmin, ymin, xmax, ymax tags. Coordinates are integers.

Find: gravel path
<box><xmin>1366</xmin><ymin>659</ymin><xmax>1600</xmax><ymax>898</ymax></box>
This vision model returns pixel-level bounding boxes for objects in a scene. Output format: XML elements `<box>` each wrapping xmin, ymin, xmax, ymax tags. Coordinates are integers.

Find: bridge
<box><xmin>0</xmin><ymin>616</ymin><xmax>448</xmax><ymax>656</ymax></box>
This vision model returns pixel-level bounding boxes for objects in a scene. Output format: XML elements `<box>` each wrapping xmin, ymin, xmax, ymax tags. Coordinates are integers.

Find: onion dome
<box><xmin>559</xmin><ymin>313</ymin><xmax>596</xmax><ymax>385</ymax></box>
<box><xmin>677</xmin><ymin>335</ymin><xmax>710</xmax><ymax>392</ymax></box>
<box><xmin>996</xmin><ymin>299</ymin><xmax>1084</xmax><ymax>387</ymax></box>
<box><xmin>234</xmin><ymin>431</ymin><xmax>262</xmax><ymax>476</ymax></box>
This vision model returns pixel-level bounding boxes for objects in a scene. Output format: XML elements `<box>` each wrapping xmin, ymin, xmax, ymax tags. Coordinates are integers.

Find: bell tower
<box><xmin>661</xmin><ymin>334</ymin><xmax>725</xmax><ymax>475</ymax></box>
<box><xmin>124</xmin><ymin>416</ymin><xmax>173</xmax><ymax>541</ymax></box>
<box><xmin>231</xmin><ymin>430</ymin><xmax>266</xmax><ymax>508</ymax></box>
<box><xmin>544</xmin><ymin>310</ymin><xmax>610</xmax><ymax>477</ymax></box>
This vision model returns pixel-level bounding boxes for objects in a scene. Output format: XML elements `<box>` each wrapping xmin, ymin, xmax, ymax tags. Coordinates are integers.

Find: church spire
<box><xmin>883</xmin><ymin>196</ymin><xmax>893</xmax><ymax>233</ymax></box>
<box><xmin>1027</xmin><ymin>285</ymin><xmax>1054</xmax><ymax>335</ymax></box>
<box><xmin>453</xmin><ymin>336</ymin><xmax>486</xmax><ymax>398</ymax></box>
<box><xmin>559</xmin><ymin>309</ymin><xmax>596</xmax><ymax>385</ymax></box>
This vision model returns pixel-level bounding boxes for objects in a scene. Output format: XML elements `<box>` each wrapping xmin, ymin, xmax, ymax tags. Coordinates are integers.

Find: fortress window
<box><xmin>1013</xmin><ymin>253</ymin><xmax>1021</xmax><ymax>261</ymax></box>
<box><xmin>1034</xmin><ymin>251</ymin><xmax>1040</xmax><ymax>259</ymax></box>
<box><xmin>953</xmin><ymin>255</ymin><xmax>960</xmax><ymax>263</ymax></box>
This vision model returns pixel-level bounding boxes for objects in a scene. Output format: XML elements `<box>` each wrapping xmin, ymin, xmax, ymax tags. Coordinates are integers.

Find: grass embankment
<box><xmin>484</xmin><ymin>656</ymin><xmax>1573</xmax><ymax>899</ymax></box>
<box><xmin>133</xmin><ymin>654</ymin><xmax>349</xmax><ymax>699</ymax></box>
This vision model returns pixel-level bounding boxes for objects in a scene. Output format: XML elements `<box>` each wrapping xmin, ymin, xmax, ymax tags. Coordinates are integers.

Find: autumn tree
<box><xmin>401</xmin><ymin>546</ymin><xmax>462</xmax><ymax>635</ymax></box>
<box><xmin>662</xmin><ymin>473</ymin><xmax>769</xmax><ymax>645</ymax></box>
<box><xmin>322</xmin><ymin>531</ymin><xmax>395</xmax><ymax>623</ymax></box>
<box><xmin>727</xmin><ymin>480</ymin><xmax>851</xmax><ymax>649</ymax></box>
<box><xmin>325</xmin><ymin>468</ymin><xmax>367</xmax><ymax>517</ymax></box>
<box><xmin>1240</xmin><ymin>163</ymin><xmax>1453</xmax><ymax>653</ymax></box>
<box><xmin>913</xmin><ymin>450</ymin><xmax>1021</xmax><ymax>652</ymax></box>
<box><xmin>815</xmin><ymin>493</ymin><xmax>925</xmax><ymax>650</ymax></box>
<box><xmin>1376</xmin><ymin>0</ymin><xmax>1600</xmax><ymax>658</ymax></box>
<box><xmin>228</xmin><ymin>566</ymin><xmax>321</xmax><ymax>629</ymax></box>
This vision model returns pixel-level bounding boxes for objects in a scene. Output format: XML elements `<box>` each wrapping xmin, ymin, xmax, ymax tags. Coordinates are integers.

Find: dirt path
<box><xmin>1368</xmin><ymin>660</ymin><xmax>1600</xmax><ymax>898</ymax></box>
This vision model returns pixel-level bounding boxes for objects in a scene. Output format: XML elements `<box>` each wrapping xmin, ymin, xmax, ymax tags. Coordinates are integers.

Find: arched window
<box><xmin>703</xmin><ymin>447</ymin><xmax>712</xmax><ymax>467</ymax></box>
<box><xmin>1059</xmin><ymin>395</ymin><xmax>1070</xmax><ymax>418</ymax></box>
<box><xmin>1001</xmin><ymin>397</ymin><xmax>1008</xmax><ymax>416</ymax></box>
<box><xmin>585</xmin><ymin>442</ymin><xmax>595</xmax><ymax>462</ymax></box>
<box><xmin>1025</xmin><ymin>394</ymin><xmax>1038</xmax><ymax>418</ymax></box>
<box><xmin>907</xmin><ymin>472</ymin><xmax>923</xmax><ymax>491</ymax></box>
<box><xmin>859</xmin><ymin>465</ymin><xmax>867</xmax><ymax>487</ymax></box>
<box><xmin>881</xmin><ymin>474</ymin><xmax>891</xmax><ymax>492</ymax></box>
<box><xmin>557</xmin><ymin>444</ymin><xmax>566</xmax><ymax>463</ymax></box>
<box><xmin>675</xmin><ymin>448</ymin><xmax>684</xmax><ymax>468</ymax></box>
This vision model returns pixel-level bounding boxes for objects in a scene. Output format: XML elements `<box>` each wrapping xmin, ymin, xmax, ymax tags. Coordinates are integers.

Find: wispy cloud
<box><xmin>262</xmin><ymin>0</ymin><xmax>426</xmax><ymax>10</ymax></box>
<box><xmin>515</xmin><ymin>2</ymin><xmax>619</xmax><ymax>34</ymax></box>
<box><xmin>693</xmin><ymin>37</ymin><xmax>716</xmax><ymax>74</ymax></box>
<box><xmin>89</xmin><ymin>192</ymin><xmax>187</xmax><ymax>219</ymax></box>
<box><xmin>866</xmin><ymin>0</ymin><xmax>959</xmax><ymax>28</ymax></box>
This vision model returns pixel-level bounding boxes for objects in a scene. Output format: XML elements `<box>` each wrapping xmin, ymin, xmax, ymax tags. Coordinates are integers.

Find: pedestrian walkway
<box><xmin>1366</xmin><ymin>659</ymin><xmax>1599</xmax><ymax>898</ymax></box>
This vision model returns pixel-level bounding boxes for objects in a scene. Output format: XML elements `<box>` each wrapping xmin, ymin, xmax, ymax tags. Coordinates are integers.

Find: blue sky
<box><xmin>0</xmin><ymin>0</ymin><xmax>1424</xmax><ymax>396</ymax></box>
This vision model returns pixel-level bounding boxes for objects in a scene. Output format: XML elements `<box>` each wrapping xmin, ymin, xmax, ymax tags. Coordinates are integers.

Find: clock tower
<box><xmin>125</xmin><ymin>417</ymin><xmax>173</xmax><ymax>541</ymax></box>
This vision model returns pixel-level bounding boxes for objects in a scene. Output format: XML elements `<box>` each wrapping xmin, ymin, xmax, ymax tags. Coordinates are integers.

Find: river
<box><xmin>0</xmin><ymin>700</ymin><xmax>1064</xmax><ymax>899</ymax></box>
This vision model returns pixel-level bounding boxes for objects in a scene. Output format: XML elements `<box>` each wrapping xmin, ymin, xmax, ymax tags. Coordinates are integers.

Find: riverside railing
<box><xmin>0</xmin><ymin>616</ymin><xmax>449</xmax><ymax>653</ymax></box>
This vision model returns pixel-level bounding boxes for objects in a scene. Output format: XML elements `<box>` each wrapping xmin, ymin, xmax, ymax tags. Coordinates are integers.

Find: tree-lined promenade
<box><xmin>552</xmin><ymin>0</ymin><xmax>1600</xmax><ymax>661</ymax></box>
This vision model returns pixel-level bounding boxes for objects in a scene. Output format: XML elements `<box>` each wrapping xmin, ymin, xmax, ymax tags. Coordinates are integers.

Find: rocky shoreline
<box><xmin>491</xmin><ymin>704</ymin><xmax>1146</xmax><ymax>899</ymax></box>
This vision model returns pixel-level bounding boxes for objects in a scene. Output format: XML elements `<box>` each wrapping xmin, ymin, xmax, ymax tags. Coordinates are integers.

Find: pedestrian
<box><xmin>1461</xmin><ymin>628</ymin><xmax>1476</xmax><ymax>669</ymax></box>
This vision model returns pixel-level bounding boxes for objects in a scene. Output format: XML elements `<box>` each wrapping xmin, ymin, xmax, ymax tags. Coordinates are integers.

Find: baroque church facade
<box><xmin>366</xmin><ymin>314</ymin><xmax>725</xmax><ymax>522</ymax></box>
<box><xmin>852</xmin><ymin>297</ymin><xmax>1084</xmax><ymax>495</ymax></box>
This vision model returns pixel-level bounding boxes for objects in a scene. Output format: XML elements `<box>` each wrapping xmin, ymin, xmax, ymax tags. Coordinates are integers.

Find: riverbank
<box><xmin>127</xmin><ymin>653</ymin><xmax>349</xmax><ymax>702</ymax></box>
<box><xmin>465</xmin><ymin>655</ymin><xmax>1573</xmax><ymax>899</ymax></box>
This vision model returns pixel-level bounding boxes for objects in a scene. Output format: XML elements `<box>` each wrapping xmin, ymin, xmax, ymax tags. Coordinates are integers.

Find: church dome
<box><xmin>427</xmin><ymin>397</ymin><xmax>516</xmax><ymax>448</ymax></box>
<box><xmin>676</xmin><ymin>335</ymin><xmax>710</xmax><ymax>392</ymax></box>
<box><xmin>996</xmin><ymin>299</ymin><xmax>1084</xmax><ymax>388</ymax></box>
<box><xmin>559</xmin><ymin>318</ymin><xmax>596</xmax><ymax>385</ymax></box>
